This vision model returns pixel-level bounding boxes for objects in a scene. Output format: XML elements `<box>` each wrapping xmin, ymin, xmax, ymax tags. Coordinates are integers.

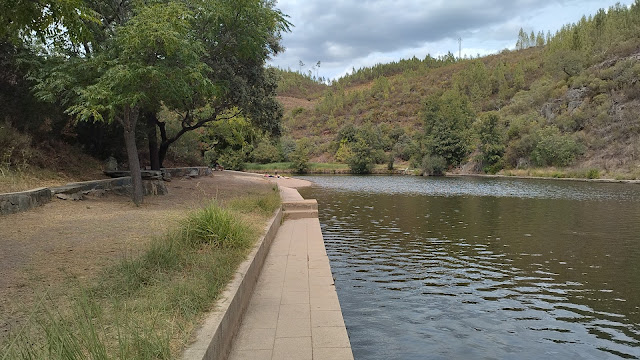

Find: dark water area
<box><xmin>298</xmin><ymin>175</ymin><xmax>640</xmax><ymax>360</ymax></box>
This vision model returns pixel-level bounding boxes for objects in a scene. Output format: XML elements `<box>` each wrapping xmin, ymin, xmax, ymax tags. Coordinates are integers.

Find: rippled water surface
<box><xmin>299</xmin><ymin>176</ymin><xmax>640</xmax><ymax>360</ymax></box>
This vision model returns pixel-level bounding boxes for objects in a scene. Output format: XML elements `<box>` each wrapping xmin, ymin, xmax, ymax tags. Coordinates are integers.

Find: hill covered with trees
<box><xmin>275</xmin><ymin>2</ymin><xmax>640</xmax><ymax>178</ymax></box>
<box><xmin>2</xmin><ymin>1</ymin><xmax>640</xmax><ymax>188</ymax></box>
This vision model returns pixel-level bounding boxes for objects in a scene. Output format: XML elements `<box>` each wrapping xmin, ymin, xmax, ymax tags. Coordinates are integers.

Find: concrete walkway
<box><xmin>228</xmin><ymin>189</ymin><xmax>354</xmax><ymax>360</ymax></box>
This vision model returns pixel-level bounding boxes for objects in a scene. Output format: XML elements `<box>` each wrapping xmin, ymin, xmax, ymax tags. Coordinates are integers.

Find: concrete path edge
<box><xmin>182</xmin><ymin>206</ymin><xmax>284</xmax><ymax>360</ymax></box>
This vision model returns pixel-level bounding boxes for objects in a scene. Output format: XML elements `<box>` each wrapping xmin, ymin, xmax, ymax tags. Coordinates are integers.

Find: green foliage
<box><xmin>183</xmin><ymin>204</ymin><xmax>253</xmax><ymax>249</ymax></box>
<box><xmin>278</xmin><ymin>136</ymin><xmax>296</xmax><ymax>161</ymax></box>
<box><xmin>545</xmin><ymin>50</ymin><xmax>584</xmax><ymax>78</ymax></box>
<box><xmin>530</xmin><ymin>126</ymin><xmax>582</xmax><ymax>167</ymax></box>
<box><xmin>347</xmin><ymin>135</ymin><xmax>375</xmax><ymax>174</ymax></box>
<box><xmin>422</xmin><ymin>90</ymin><xmax>475</xmax><ymax>166</ymax></box>
<box><xmin>0</xmin><ymin>0</ymin><xmax>97</xmax><ymax>47</ymax></box>
<box><xmin>67</xmin><ymin>2</ymin><xmax>213</xmax><ymax>123</ymax></box>
<box><xmin>218</xmin><ymin>151</ymin><xmax>247</xmax><ymax>171</ymax></box>
<box><xmin>290</xmin><ymin>139</ymin><xmax>311</xmax><ymax>174</ymax></box>
<box><xmin>334</xmin><ymin>139</ymin><xmax>354</xmax><ymax>163</ymax></box>
<box><xmin>455</xmin><ymin>61</ymin><xmax>491</xmax><ymax>104</ymax></box>
<box><xmin>421</xmin><ymin>154</ymin><xmax>447</xmax><ymax>176</ymax></box>
<box><xmin>475</xmin><ymin>112</ymin><xmax>505</xmax><ymax>173</ymax></box>
<box><xmin>393</xmin><ymin>134</ymin><xmax>418</xmax><ymax>161</ymax></box>
<box><xmin>251</xmin><ymin>137</ymin><xmax>281</xmax><ymax>164</ymax></box>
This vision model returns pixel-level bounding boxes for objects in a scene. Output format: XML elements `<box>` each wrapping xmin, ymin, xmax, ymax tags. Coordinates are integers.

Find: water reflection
<box><xmin>300</xmin><ymin>176</ymin><xmax>640</xmax><ymax>360</ymax></box>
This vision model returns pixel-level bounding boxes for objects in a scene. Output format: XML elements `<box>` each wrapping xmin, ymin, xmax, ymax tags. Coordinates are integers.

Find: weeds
<box><xmin>1</xmin><ymin>190</ymin><xmax>281</xmax><ymax>359</ymax></box>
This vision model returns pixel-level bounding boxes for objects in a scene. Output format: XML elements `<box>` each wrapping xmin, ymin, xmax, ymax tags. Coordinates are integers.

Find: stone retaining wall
<box><xmin>0</xmin><ymin>188</ymin><xmax>52</xmax><ymax>215</ymax></box>
<box><xmin>0</xmin><ymin>167</ymin><xmax>212</xmax><ymax>216</ymax></box>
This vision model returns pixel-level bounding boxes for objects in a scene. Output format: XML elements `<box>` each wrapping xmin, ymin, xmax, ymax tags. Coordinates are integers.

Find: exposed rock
<box><xmin>104</xmin><ymin>156</ymin><xmax>118</xmax><ymax>171</ymax></box>
<box><xmin>568</xmin><ymin>100</ymin><xmax>583</xmax><ymax>114</ymax></box>
<box><xmin>541</xmin><ymin>100</ymin><xmax>562</xmax><ymax>121</ymax></box>
<box><xmin>566</xmin><ymin>87</ymin><xmax>588</xmax><ymax>102</ymax></box>
<box><xmin>56</xmin><ymin>193</ymin><xmax>84</xmax><ymax>201</ymax></box>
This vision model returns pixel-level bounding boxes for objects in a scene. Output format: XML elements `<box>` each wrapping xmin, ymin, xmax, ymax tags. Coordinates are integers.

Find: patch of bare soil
<box><xmin>276</xmin><ymin>96</ymin><xmax>318</xmax><ymax>112</ymax></box>
<box><xmin>0</xmin><ymin>171</ymin><xmax>278</xmax><ymax>343</ymax></box>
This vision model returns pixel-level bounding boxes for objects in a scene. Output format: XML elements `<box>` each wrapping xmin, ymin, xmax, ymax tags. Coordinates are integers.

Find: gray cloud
<box><xmin>271</xmin><ymin>0</ymin><xmax>631</xmax><ymax>79</ymax></box>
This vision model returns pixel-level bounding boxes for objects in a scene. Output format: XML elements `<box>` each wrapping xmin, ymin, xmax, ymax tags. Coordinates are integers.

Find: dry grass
<box><xmin>0</xmin><ymin>172</ymin><xmax>279</xmax><ymax>354</ymax></box>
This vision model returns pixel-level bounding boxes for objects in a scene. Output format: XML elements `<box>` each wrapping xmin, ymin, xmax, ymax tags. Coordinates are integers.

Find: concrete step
<box><xmin>283</xmin><ymin>209</ymin><xmax>318</xmax><ymax>220</ymax></box>
<box><xmin>282</xmin><ymin>199</ymin><xmax>318</xmax><ymax>211</ymax></box>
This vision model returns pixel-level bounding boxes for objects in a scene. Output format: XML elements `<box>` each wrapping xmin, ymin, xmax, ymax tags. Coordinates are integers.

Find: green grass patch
<box><xmin>1</xmin><ymin>188</ymin><xmax>281</xmax><ymax>359</ymax></box>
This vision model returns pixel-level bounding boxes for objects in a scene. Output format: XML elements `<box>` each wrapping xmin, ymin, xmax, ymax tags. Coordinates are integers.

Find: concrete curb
<box><xmin>182</xmin><ymin>207</ymin><xmax>284</xmax><ymax>360</ymax></box>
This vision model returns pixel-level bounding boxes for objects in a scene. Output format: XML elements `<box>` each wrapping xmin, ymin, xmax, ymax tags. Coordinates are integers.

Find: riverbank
<box><xmin>245</xmin><ymin>161</ymin><xmax>640</xmax><ymax>184</ymax></box>
<box><xmin>0</xmin><ymin>172</ymin><xmax>285</xmax><ymax>358</ymax></box>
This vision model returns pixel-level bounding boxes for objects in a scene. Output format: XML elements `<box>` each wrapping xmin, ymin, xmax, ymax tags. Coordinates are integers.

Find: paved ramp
<box><xmin>228</xmin><ymin>191</ymin><xmax>353</xmax><ymax>360</ymax></box>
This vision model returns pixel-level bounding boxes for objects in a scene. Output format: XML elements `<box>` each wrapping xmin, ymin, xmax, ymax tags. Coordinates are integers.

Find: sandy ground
<box><xmin>0</xmin><ymin>171</ymin><xmax>310</xmax><ymax>344</ymax></box>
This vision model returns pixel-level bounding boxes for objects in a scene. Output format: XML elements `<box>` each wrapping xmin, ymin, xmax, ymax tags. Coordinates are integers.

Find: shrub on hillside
<box><xmin>531</xmin><ymin>126</ymin><xmax>581</xmax><ymax>167</ymax></box>
<box><xmin>0</xmin><ymin>122</ymin><xmax>34</xmax><ymax>171</ymax></box>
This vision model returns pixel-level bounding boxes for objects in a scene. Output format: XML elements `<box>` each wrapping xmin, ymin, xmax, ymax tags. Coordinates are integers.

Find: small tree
<box><xmin>290</xmin><ymin>139</ymin><xmax>311</xmax><ymax>174</ymax></box>
<box><xmin>422</xmin><ymin>90</ymin><xmax>474</xmax><ymax>167</ymax></box>
<box><xmin>347</xmin><ymin>135</ymin><xmax>375</xmax><ymax>174</ymax></box>
<box><xmin>475</xmin><ymin>112</ymin><xmax>505</xmax><ymax>173</ymax></box>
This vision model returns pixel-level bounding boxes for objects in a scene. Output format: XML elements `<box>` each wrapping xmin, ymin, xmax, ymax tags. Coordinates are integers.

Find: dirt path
<box><xmin>0</xmin><ymin>171</ymin><xmax>307</xmax><ymax>343</ymax></box>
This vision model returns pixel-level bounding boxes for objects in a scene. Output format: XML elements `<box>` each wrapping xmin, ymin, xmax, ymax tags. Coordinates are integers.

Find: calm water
<box><xmin>299</xmin><ymin>176</ymin><xmax>640</xmax><ymax>360</ymax></box>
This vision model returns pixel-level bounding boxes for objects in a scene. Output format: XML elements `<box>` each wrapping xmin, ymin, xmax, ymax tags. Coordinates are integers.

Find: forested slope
<box><xmin>277</xmin><ymin>2</ymin><xmax>640</xmax><ymax>178</ymax></box>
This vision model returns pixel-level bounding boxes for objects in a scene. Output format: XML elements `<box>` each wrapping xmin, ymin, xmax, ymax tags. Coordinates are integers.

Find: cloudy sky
<box><xmin>268</xmin><ymin>0</ymin><xmax>634</xmax><ymax>80</ymax></box>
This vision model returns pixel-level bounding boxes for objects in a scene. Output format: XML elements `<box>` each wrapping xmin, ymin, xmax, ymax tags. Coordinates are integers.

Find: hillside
<box><xmin>276</xmin><ymin>3</ymin><xmax>640</xmax><ymax>178</ymax></box>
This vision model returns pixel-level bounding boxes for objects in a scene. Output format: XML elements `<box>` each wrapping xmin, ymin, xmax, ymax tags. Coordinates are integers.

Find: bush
<box><xmin>531</xmin><ymin>126</ymin><xmax>581</xmax><ymax>167</ymax></box>
<box><xmin>183</xmin><ymin>205</ymin><xmax>252</xmax><ymax>249</ymax></box>
<box><xmin>347</xmin><ymin>137</ymin><xmax>375</xmax><ymax>174</ymax></box>
<box><xmin>217</xmin><ymin>150</ymin><xmax>246</xmax><ymax>171</ymax></box>
<box><xmin>0</xmin><ymin>122</ymin><xmax>35</xmax><ymax>172</ymax></box>
<box><xmin>251</xmin><ymin>139</ymin><xmax>281</xmax><ymax>164</ymax></box>
<box><xmin>421</xmin><ymin>155</ymin><xmax>447</xmax><ymax>176</ymax></box>
<box><xmin>290</xmin><ymin>140</ymin><xmax>310</xmax><ymax>174</ymax></box>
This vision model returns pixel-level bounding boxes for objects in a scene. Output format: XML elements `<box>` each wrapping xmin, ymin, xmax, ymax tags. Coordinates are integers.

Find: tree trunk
<box><xmin>122</xmin><ymin>106</ymin><xmax>144</xmax><ymax>206</ymax></box>
<box><xmin>146</xmin><ymin>112</ymin><xmax>161</xmax><ymax>170</ymax></box>
<box><xmin>156</xmin><ymin>120</ymin><xmax>168</xmax><ymax>169</ymax></box>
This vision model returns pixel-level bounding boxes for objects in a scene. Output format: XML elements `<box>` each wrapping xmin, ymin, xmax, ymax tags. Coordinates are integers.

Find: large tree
<box><xmin>30</xmin><ymin>0</ymin><xmax>289</xmax><ymax>204</ymax></box>
<box><xmin>68</xmin><ymin>2</ymin><xmax>214</xmax><ymax>205</ymax></box>
<box><xmin>150</xmin><ymin>0</ymin><xmax>290</xmax><ymax>169</ymax></box>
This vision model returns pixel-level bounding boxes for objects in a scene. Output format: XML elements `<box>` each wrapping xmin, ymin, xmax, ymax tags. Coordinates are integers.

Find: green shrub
<box><xmin>217</xmin><ymin>150</ymin><xmax>246</xmax><ymax>171</ymax></box>
<box><xmin>251</xmin><ymin>140</ymin><xmax>281</xmax><ymax>164</ymax></box>
<box><xmin>531</xmin><ymin>126</ymin><xmax>581</xmax><ymax>167</ymax></box>
<box><xmin>183</xmin><ymin>205</ymin><xmax>252</xmax><ymax>249</ymax></box>
<box><xmin>347</xmin><ymin>137</ymin><xmax>375</xmax><ymax>174</ymax></box>
<box><xmin>421</xmin><ymin>154</ymin><xmax>447</xmax><ymax>176</ymax></box>
<box><xmin>586</xmin><ymin>168</ymin><xmax>600</xmax><ymax>179</ymax></box>
<box><xmin>290</xmin><ymin>140</ymin><xmax>311</xmax><ymax>174</ymax></box>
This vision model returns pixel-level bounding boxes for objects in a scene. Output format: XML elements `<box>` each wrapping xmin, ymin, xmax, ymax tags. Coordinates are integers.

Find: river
<box><xmin>298</xmin><ymin>175</ymin><xmax>640</xmax><ymax>360</ymax></box>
